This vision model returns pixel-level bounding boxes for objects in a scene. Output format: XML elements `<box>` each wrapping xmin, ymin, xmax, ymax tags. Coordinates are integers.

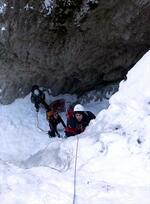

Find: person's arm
<box><xmin>42</xmin><ymin>101</ymin><xmax>49</xmax><ymax>110</ymax></box>
<box><xmin>33</xmin><ymin>97</ymin><xmax>39</xmax><ymax>112</ymax></box>
<box><xmin>40</xmin><ymin>92</ymin><xmax>49</xmax><ymax>110</ymax></box>
<box><xmin>65</xmin><ymin>118</ymin><xmax>78</xmax><ymax>137</ymax></box>
<box><xmin>85</xmin><ymin>111</ymin><xmax>96</xmax><ymax>120</ymax></box>
<box><xmin>90</xmin><ymin>112</ymin><xmax>96</xmax><ymax>119</ymax></box>
<box><xmin>31</xmin><ymin>94</ymin><xmax>39</xmax><ymax>112</ymax></box>
<box><xmin>58</xmin><ymin>115</ymin><xmax>66</xmax><ymax>128</ymax></box>
<box><xmin>65</xmin><ymin>127</ymin><xmax>77</xmax><ymax>136</ymax></box>
<box><xmin>35</xmin><ymin>103</ymin><xmax>39</xmax><ymax>112</ymax></box>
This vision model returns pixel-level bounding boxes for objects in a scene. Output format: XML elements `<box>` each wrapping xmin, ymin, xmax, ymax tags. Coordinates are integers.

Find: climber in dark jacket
<box><xmin>65</xmin><ymin>104</ymin><xmax>96</xmax><ymax>137</ymax></box>
<box><xmin>47</xmin><ymin>110</ymin><xmax>66</xmax><ymax>138</ymax></box>
<box><xmin>31</xmin><ymin>85</ymin><xmax>49</xmax><ymax>112</ymax></box>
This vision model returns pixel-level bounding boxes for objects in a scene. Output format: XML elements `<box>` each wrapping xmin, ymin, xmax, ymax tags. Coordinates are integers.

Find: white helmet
<box><xmin>73</xmin><ymin>104</ymin><xmax>85</xmax><ymax>112</ymax></box>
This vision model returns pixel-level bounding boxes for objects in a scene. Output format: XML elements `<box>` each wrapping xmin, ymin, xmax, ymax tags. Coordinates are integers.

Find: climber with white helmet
<box><xmin>65</xmin><ymin>104</ymin><xmax>96</xmax><ymax>137</ymax></box>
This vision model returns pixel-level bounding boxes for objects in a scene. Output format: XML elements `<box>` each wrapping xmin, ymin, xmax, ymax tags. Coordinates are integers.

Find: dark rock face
<box><xmin>0</xmin><ymin>0</ymin><xmax>150</xmax><ymax>104</ymax></box>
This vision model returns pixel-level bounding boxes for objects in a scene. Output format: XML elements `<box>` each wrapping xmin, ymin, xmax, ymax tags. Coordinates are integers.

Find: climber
<box><xmin>30</xmin><ymin>85</ymin><xmax>49</xmax><ymax>112</ymax></box>
<box><xmin>65</xmin><ymin>104</ymin><xmax>96</xmax><ymax>137</ymax></box>
<box><xmin>46</xmin><ymin>109</ymin><xmax>66</xmax><ymax>138</ymax></box>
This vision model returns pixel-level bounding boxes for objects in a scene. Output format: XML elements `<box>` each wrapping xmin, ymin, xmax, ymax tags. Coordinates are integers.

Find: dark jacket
<box><xmin>65</xmin><ymin>111</ymin><xmax>96</xmax><ymax>137</ymax></box>
<box><xmin>47</xmin><ymin>110</ymin><xmax>66</xmax><ymax>137</ymax></box>
<box><xmin>31</xmin><ymin>90</ymin><xmax>49</xmax><ymax>111</ymax></box>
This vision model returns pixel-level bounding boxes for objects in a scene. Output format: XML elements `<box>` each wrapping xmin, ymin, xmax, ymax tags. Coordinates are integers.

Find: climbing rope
<box><xmin>73</xmin><ymin>135</ymin><xmax>79</xmax><ymax>204</ymax></box>
<box><xmin>36</xmin><ymin>110</ymin><xmax>80</xmax><ymax>203</ymax></box>
<box><xmin>36</xmin><ymin>112</ymin><xmax>48</xmax><ymax>133</ymax></box>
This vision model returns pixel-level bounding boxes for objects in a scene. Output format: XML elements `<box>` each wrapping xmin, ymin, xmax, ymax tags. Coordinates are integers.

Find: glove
<box><xmin>64</xmin><ymin>127</ymin><xmax>77</xmax><ymax>137</ymax></box>
<box><xmin>57</xmin><ymin>133</ymin><xmax>61</xmax><ymax>138</ymax></box>
<box><xmin>65</xmin><ymin>127</ymin><xmax>76</xmax><ymax>134</ymax></box>
<box><xmin>48</xmin><ymin>131</ymin><xmax>55</xmax><ymax>138</ymax></box>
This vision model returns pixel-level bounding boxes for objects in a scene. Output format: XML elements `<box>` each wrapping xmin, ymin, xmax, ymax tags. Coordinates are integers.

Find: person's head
<box><xmin>31</xmin><ymin>85</ymin><xmax>42</xmax><ymax>97</ymax></box>
<box><xmin>33</xmin><ymin>89</ymin><xmax>40</xmax><ymax>96</ymax></box>
<box><xmin>73</xmin><ymin>104</ymin><xmax>85</xmax><ymax>122</ymax></box>
<box><xmin>31</xmin><ymin>85</ymin><xmax>39</xmax><ymax>93</ymax></box>
<box><xmin>73</xmin><ymin>104</ymin><xmax>85</xmax><ymax>112</ymax></box>
<box><xmin>74</xmin><ymin>112</ymin><xmax>83</xmax><ymax>122</ymax></box>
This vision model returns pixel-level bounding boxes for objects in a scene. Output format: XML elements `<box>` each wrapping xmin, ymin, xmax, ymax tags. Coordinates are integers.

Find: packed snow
<box><xmin>0</xmin><ymin>51</ymin><xmax>150</xmax><ymax>204</ymax></box>
<box><xmin>43</xmin><ymin>0</ymin><xmax>53</xmax><ymax>15</ymax></box>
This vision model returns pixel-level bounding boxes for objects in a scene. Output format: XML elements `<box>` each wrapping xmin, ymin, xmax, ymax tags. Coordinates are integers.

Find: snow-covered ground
<box><xmin>0</xmin><ymin>51</ymin><xmax>150</xmax><ymax>204</ymax></box>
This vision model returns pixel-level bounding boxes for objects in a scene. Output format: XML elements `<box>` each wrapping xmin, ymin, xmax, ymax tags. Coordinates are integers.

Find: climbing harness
<box><xmin>72</xmin><ymin>135</ymin><xmax>79</xmax><ymax>204</ymax></box>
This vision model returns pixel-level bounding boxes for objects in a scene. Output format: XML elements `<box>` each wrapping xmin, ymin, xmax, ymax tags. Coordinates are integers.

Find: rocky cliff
<box><xmin>0</xmin><ymin>0</ymin><xmax>150</xmax><ymax>104</ymax></box>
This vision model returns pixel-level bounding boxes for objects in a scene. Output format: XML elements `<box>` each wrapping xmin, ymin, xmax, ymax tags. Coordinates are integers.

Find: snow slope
<box><xmin>0</xmin><ymin>51</ymin><xmax>150</xmax><ymax>204</ymax></box>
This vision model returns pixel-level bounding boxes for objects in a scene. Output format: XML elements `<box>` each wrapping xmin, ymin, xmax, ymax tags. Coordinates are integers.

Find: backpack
<box><xmin>48</xmin><ymin>99</ymin><xmax>65</xmax><ymax>112</ymax></box>
<box><xmin>66</xmin><ymin>104</ymin><xmax>74</xmax><ymax>120</ymax></box>
<box><xmin>46</xmin><ymin>110</ymin><xmax>54</xmax><ymax>121</ymax></box>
